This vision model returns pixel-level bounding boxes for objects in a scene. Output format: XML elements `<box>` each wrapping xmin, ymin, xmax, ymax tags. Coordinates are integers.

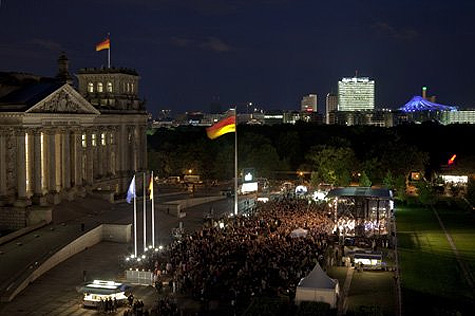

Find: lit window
<box><xmin>127</xmin><ymin>83</ymin><xmax>130</xmax><ymax>93</ymax></box>
<box><xmin>81</xmin><ymin>134</ymin><xmax>87</xmax><ymax>148</ymax></box>
<box><xmin>92</xmin><ymin>134</ymin><xmax>97</xmax><ymax>146</ymax></box>
<box><xmin>97</xmin><ymin>82</ymin><xmax>103</xmax><ymax>93</ymax></box>
<box><xmin>88</xmin><ymin>82</ymin><xmax>94</xmax><ymax>93</ymax></box>
<box><xmin>101</xmin><ymin>133</ymin><xmax>106</xmax><ymax>146</ymax></box>
<box><xmin>131</xmin><ymin>83</ymin><xmax>134</xmax><ymax>92</ymax></box>
<box><xmin>107</xmin><ymin>82</ymin><xmax>113</xmax><ymax>92</ymax></box>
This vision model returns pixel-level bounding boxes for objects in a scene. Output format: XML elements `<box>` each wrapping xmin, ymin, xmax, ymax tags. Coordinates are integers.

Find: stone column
<box><xmin>130</xmin><ymin>126</ymin><xmax>137</xmax><ymax>171</ymax></box>
<box><xmin>0</xmin><ymin>131</ymin><xmax>7</xmax><ymax>204</ymax></box>
<box><xmin>119</xmin><ymin>125</ymin><xmax>127</xmax><ymax>174</ymax></box>
<box><xmin>32</xmin><ymin>129</ymin><xmax>45</xmax><ymax>205</ymax></box>
<box><xmin>47</xmin><ymin>130</ymin><xmax>57</xmax><ymax>193</ymax></box>
<box><xmin>97</xmin><ymin>130</ymin><xmax>104</xmax><ymax>177</ymax></box>
<box><xmin>33</xmin><ymin>130</ymin><xmax>42</xmax><ymax>194</ymax></box>
<box><xmin>26</xmin><ymin>131</ymin><xmax>34</xmax><ymax>196</ymax></box>
<box><xmin>61</xmin><ymin>130</ymin><xmax>71</xmax><ymax>190</ymax></box>
<box><xmin>106</xmin><ymin>129</ymin><xmax>112</xmax><ymax>175</ymax></box>
<box><xmin>86</xmin><ymin>130</ymin><xmax>94</xmax><ymax>184</ymax></box>
<box><xmin>72</xmin><ymin>130</ymin><xmax>83</xmax><ymax>187</ymax></box>
<box><xmin>14</xmin><ymin>129</ymin><xmax>29</xmax><ymax>206</ymax></box>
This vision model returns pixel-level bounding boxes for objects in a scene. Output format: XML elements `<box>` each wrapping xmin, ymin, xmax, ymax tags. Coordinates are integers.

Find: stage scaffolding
<box><xmin>326</xmin><ymin>187</ymin><xmax>394</xmax><ymax>238</ymax></box>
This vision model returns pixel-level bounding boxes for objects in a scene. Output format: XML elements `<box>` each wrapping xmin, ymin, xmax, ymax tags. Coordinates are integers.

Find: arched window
<box><xmin>88</xmin><ymin>82</ymin><xmax>94</xmax><ymax>93</ymax></box>
<box><xmin>131</xmin><ymin>83</ymin><xmax>134</xmax><ymax>93</ymax></box>
<box><xmin>126</xmin><ymin>82</ymin><xmax>130</xmax><ymax>93</ymax></box>
<box><xmin>97</xmin><ymin>82</ymin><xmax>103</xmax><ymax>93</ymax></box>
<box><xmin>107</xmin><ymin>82</ymin><xmax>113</xmax><ymax>92</ymax></box>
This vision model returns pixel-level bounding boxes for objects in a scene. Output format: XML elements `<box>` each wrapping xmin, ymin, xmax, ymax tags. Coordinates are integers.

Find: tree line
<box><xmin>148</xmin><ymin>122</ymin><xmax>475</xmax><ymax>198</ymax></box>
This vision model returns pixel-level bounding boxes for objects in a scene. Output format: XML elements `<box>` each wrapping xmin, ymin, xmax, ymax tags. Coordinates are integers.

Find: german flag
<box><xmin>148</xmin><ymin>174</ymin><xmax>154</xmax><ymax>200</ymax></box>
<box><xmin>96</xmin><ymin>38</ymin><xmax>110</xmax><ymax>51</ymax></box>
<box><xmin>206</xmin><ymin>115</ymin><xmax>236</xmax><ymax>139</ymax></box>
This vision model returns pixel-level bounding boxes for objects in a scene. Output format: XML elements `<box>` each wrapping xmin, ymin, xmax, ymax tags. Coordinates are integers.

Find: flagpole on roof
<box><xmin>151</xmin><ymin>171</ymin><xmax>155</xmax><ymax>248</ymax></box>
<box><xmin>133</xmin><ymin>175</ymin><xmax>137</xmax><ymax>257</ymax></box>
<box><xmin>234</xmin><ymin>108</ymin><xmax>238</xmax><ymax>216</ymax></box>
<box><xmin>143</xmin><ymin>171</ymin><xmax>147</xmax><ymax>252</ymax></box>
<box><xmin>107</xmin><ymin>33</ymin><xmax>111</xmax><ymax>68</ymax></box>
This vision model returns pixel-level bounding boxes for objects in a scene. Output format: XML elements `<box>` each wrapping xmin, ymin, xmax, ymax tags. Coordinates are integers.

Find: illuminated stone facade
<box><xmin>0</xmin><ymin>54</ymin><xmax>147</xmax><ymax>229</ymax></box>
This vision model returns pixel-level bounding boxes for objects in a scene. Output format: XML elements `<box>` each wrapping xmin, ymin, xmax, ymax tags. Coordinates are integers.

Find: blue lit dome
<box><xmin>399</xmin><ymin>96</ymin><xmax>458</xmax><ymax>112</ymax></box>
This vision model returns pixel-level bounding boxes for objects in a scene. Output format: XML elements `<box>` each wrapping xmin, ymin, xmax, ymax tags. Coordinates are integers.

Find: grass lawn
<box><xmin>396</xmin><ymin>205</ymin><xmax>475</xmax><ymax>316</ymax></box>
<box><xmin>435</xmin><ymin>203</ymin><xmax>475</xmax><ymax>286</ymax></box>
<box><xmin>347</xmin><ymin>270</ymin><xmax>396</xmax><ymax>316</ymax></box>
<box><xmin>326</xmin><ymin>266</ymin><xmax>348</xmax><ymax>288</ymax></box>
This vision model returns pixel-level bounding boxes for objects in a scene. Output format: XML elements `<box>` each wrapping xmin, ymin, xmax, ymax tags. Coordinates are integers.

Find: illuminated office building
<box><xmin>338</xmin><ymin>77</ymin><xmax>375</xmax><ymax>111</ymax></box>
<box><xmin>325</xmin><ymin>93</ymin><xmax>338</xmax><ymax>124</ymax></box>
<box><xmin>301</xmin><ymin>94</ymin><xmax>317</xmax><ymax>112</ymax></box>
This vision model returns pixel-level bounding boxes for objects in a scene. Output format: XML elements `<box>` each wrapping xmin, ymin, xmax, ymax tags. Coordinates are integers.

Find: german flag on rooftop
<box><xmin>96</xmin><ymin>37</ymin><xmax>110</xmax><ymax>51</ymax></box>
<box><xmin>206</xmin><ymin>115</ymin><xmax>236</xmax><ymax>139</ymax></box>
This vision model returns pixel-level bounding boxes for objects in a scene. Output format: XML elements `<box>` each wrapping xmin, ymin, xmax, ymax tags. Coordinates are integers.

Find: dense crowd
<box><xmin>147</xmin><ymin>199</ymin><xmax>335</xmax><ymax>309</ymax></box>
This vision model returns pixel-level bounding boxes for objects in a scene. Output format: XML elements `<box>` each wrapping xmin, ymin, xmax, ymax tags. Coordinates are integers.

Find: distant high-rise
<box><xmin>338</xmin><ymin>77</ymin><xmax>375</xmax><ymax>111</ymax></box>
<box><xmin>325</xmin><ymin>93</ymin><xmax>338</xmax><ymax>124</ymax></box>
<box><xmin>301</xmin><ymin>94</ymin><xmax>317</xmax><ymax>112</ymax></box>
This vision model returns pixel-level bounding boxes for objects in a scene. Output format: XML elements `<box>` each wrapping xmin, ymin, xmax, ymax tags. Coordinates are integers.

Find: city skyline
<box><xmin>1</xmin><ymin>0</ymin><xmax>475</xmax><ymax>115</ymax></box>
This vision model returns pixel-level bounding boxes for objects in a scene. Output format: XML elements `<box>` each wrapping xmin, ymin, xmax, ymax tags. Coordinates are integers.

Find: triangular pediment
<box><xmin>26</xmin><ymin>84</ymin><xmax>100</xmax><ymax>115</ymax></box>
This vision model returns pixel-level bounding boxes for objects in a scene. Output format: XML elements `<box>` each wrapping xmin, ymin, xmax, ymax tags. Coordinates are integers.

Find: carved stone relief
<box><xmin>31</xmin><ymin>90</ymin><xmax>89</xmax><ymax>113</ymax></box>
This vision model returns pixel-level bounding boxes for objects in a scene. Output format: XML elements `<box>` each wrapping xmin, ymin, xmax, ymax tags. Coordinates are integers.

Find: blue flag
<box><xmin>126</xmin><ymin>175</ymin><xmax>136</xmax><ymax>204</ymax></box>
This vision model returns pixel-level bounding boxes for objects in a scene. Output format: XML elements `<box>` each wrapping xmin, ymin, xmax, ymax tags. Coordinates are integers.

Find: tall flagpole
<box><xmin>143</xmin><ymin>172</ymin><xmax>147</xmax><ymax>252</ymax></box>
<box><xmin>133</xmin><ymin>174</ymin><xmax>137</xmax><ymax>257</ymax></box>
<box><xmin>234</xmin><ymin>109</ymin><xmax>238</xmax><ymax>216</ymax></box>
<box><xmin>107</xmin><ymin>33</ymin><xmax>111</xmax><ymax>68</ymax></box>
<box><xmin>151</xmin><ymin>171</ymin><xmax>155</xmax><ymax>248</ymax></box>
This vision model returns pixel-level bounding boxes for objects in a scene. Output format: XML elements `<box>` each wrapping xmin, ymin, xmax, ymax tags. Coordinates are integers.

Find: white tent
<box><xmin>295</xmin><ymin>263</ymin><xmax>339</xmax><ymax>308</ymax></box>
<box><xmin>290</xmin><ymin>227</ymin><xmax>308</xmax><ymax>238</ymax></box>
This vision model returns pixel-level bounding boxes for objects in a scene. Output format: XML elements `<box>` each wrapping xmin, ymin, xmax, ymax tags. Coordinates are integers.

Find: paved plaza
<box><xmin>0</xmin><ymin>187</ymin><xmax>232</xmax><ymax>315</ymax></box>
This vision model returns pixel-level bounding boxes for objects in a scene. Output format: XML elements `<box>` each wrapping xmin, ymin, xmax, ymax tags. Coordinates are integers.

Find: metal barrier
<box><xmin>125</xmin><ymin>270</ymin><xmax>154</xmax><ymax>286</ymax></box>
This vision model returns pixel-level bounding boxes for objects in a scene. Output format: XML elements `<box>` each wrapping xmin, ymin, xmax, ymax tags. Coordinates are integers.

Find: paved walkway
<box><xmin>0</xmin><ymin>187</ymin><xmax>233</xmax><ymax>313</ymax></box>
<box><xmin>337</xmin><ymin>267</ymin><xmax>354</xmax><ymax>316</ymax></box>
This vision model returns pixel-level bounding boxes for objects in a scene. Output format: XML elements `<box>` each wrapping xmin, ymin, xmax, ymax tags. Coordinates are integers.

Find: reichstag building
<box><xmin>0</xmin><ymin>54</ymin><xmax>148</xmax><ymax>230</ymax></box>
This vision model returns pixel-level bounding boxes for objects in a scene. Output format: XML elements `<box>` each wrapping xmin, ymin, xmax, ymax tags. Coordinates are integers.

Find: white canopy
<box><xmin>290</xmin><ymin>227</ymin><xmax>308</xmax><ymax>238</ymax></box>
<box><xmin>295</xmin><ymin>263</ymin><xmax>339</xmax><ymax>308</ymax></box>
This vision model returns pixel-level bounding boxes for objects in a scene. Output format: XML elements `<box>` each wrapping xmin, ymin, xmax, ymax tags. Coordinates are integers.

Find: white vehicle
<box><xmin>78</xmin><ymin>280</ymin><xmax>129</xmax><ymax>308</ymax></box>
<box><xmin>183</xmin><ymin>174</ymin><xmax>202</xmax><ymax>184</ymax></box>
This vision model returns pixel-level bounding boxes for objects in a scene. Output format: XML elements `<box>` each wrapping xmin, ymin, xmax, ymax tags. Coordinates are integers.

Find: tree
<box><xmin>239</xmin><ymin>132</ymin><xmax>284</xmax><ymax>179</ymax></box>
<box><xmin>276</xmin><ymin>131</ymin><xmax>302</xmax><ymax>169</ymax></box>
<box><xmin>359</xmin><ymin>171</ymin><xmax>372</xmax><ymax>187</ymax></box>
<box><xmin>362</xmin><ymin>158</ymin><xmax>384</xmax><ymax>185</ymax></box>
<box><xmin>383</xmin><ymin>170</ymin><xmax>395</xmax><ymax>189</ymax></box>
<box><xmin>466</xmin><ymin>178</ymin><xmax>475</xmax><ymax>205</ymax></box>
<box><xmin>394</xmin><ymin>174</ymin><xmax>407</xmax><ymax>201</ymax></box>
<box><xmin>310</xmin><ymin>171</ymin><xmax>320</xmax><ymax>189</ymax></box>
<box><xmin>306</xmin><ymin>145</ymin><xmax>358</xmax><ymax>186</ymax></box>
<box><xmin>380</xmin><ymin>143</ymin><xmax>429</xmax><ymax>178</ymax></box>
<box><xmin>416</xmin><ymin>181</ymin><xmax>437</xmax><ymax>206</ymax></box>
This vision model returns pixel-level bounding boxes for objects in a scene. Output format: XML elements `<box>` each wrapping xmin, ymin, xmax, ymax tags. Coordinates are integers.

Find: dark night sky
<box><xmin>1</xmin><ymin>0</ymin><xmax>475</xmax><ymax>115</ymax></box>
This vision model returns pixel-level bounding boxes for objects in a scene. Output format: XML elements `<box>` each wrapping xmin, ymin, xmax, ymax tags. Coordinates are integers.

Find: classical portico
<box><xmin>0</xmin><ymin>55</ymin><xmax>148</xmax><ymax>229</ymax></box>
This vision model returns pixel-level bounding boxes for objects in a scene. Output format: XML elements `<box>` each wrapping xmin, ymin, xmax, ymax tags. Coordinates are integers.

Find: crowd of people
<box><xmin>145</xmin><ymin>199</ymin><xmax>336</xmax><ymax>310</ymax></box>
